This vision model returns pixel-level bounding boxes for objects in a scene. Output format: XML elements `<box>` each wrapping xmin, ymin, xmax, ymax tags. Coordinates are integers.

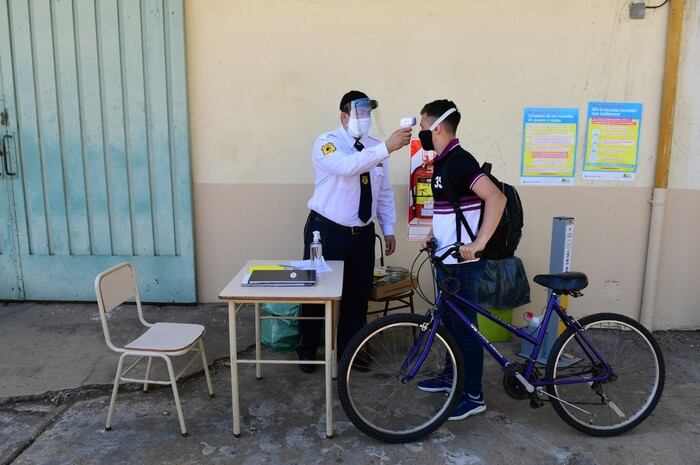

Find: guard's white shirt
<box><xmin>307</xmin><ymin>125</ymin><xmax>396</xmax><ymax>235</ymax></box>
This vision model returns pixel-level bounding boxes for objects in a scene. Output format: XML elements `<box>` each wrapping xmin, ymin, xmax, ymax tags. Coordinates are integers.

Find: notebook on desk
<box><xmin>244</xmin><ymin>269</ymin><xmax>317</xmax><ymax>287</ymax></box>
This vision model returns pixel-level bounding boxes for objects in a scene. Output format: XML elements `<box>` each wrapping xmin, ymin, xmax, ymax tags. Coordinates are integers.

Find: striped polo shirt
<box><xmin>431</xmin><ymin>139</ymin><xmax>486</xmax><ymax>265</ymax></box>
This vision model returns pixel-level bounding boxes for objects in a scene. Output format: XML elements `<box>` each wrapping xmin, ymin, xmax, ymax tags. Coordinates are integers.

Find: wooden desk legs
<box><xmin>229</xmin><ymin>301</ymin><xmax>241</xmax><ymax>437</ymax></box>
<box><xmin>324</xmin><ymin>300</ymin><xmax>334</xmax><ymax>438</ymax></box>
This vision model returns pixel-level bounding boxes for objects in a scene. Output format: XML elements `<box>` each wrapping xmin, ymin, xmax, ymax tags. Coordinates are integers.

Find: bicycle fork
<box><xmin>398</xmin><ymin>311</ymin><xmax>438</xmax><ymax>383</ymax></box>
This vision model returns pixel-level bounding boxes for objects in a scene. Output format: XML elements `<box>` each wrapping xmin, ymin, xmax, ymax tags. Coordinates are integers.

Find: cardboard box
<box><xmin>371</xmin><ymin>266</ymin><xmax>416</xmax><ymax>300</ymax></box>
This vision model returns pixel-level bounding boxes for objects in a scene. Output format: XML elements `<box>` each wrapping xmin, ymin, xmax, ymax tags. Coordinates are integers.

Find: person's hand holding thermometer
<box><xmin>385</xmin><ymin>118</ymin><xmax>414</xmax><ymax>152</ymax></box>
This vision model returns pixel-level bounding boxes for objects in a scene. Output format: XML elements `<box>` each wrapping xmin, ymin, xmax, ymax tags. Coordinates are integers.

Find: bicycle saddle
<box><xmin>533</xmin><ymin>272</ymin><xmax>588</xmax><ymax>293</ymax></box>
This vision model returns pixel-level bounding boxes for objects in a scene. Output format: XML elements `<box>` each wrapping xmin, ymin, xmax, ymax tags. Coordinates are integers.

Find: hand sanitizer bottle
<box><xmin>310</xmin><ymin>231</ymin><xmax>323</xmax><ymax>269</ymax></box>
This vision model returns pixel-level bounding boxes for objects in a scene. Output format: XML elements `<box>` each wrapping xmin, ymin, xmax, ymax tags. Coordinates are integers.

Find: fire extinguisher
<box><xmin>411</xmin><ymin>162</ymin><xmax>434</xmax><ymax>219</ymax></box>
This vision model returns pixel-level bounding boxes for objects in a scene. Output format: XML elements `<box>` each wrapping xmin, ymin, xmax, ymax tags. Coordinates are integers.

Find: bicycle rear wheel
<box><xmin>338</xmin><ymin>313</ymin><xmax>464</xmax><ymax>443</ymax></box>
<box><xmin>546</xmin><ymin>313</ymin><xmax>665</xmax><ymax>436</ymax></box>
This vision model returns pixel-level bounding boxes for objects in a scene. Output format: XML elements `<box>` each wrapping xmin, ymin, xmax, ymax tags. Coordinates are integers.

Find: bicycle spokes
<box><xmin>338</xmin><ymin>314</ymin><xmax>463</xmax><ymax>443</ymax></box>
<box><xmin>546</xmin><ymin>314</ymin><xmax>664</xmax><ymax>436</ymax></box>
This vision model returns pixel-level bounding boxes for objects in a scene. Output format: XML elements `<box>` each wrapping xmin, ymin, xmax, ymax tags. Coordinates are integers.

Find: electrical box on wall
<box><xmin>630</xmin><ymin>2</ymin><xmax>646</xmax><ymax>19</ymax></box>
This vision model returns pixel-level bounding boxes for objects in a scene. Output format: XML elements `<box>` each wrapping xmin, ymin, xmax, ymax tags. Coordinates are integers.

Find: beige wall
<box><xmin>653</xmin><ymin>1</ymin><xmax>700</xmax><ymax>330</ymax></box>
<box><xmin>185</xmin><ymin>1</ymin><xmax>698</xmax><ymax>328</ymax></box>
<box><xmin>194</xmin><ymin>183</ymin><xmax>651</xmax><ymax>325</ymax></box>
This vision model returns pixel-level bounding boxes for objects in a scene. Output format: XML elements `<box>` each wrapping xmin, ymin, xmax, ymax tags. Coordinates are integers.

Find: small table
<box><xmin>219</xmin><ymin>260</ymin><xmax>344</xmax><ymax>438</ymax></box>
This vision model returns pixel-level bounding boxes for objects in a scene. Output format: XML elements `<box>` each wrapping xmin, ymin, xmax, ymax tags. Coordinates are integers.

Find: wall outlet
<box><xmin>630</xmin><ymin>2</ymin><xmax>646</xmax><ymax>19</ymax></box>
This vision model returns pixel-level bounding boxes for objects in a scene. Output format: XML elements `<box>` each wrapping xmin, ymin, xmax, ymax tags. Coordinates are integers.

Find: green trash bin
<box><xmin>477</xmin><ymin>307</ymin><xmax>513</xmax><ymax>342</ymax></box>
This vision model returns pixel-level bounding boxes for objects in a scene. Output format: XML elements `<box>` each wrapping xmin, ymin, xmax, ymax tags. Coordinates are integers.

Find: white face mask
<box><xmin>348</xmin><ymin>117</ymin><xmax>372</xmax><ymax>138</ymax></box>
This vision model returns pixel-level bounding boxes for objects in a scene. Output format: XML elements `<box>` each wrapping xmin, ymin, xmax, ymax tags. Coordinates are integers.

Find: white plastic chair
<box><xmin>94</xmin><ymin>262</ymin><xmax>214</xmax><ymax>436</ymax></box>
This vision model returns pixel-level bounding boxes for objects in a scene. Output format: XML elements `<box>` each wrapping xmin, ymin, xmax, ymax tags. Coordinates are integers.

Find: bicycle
<box><xmin>338</xmin><ymin>240</ymin><xmax>665</xmax><ymax>443</ymax></box>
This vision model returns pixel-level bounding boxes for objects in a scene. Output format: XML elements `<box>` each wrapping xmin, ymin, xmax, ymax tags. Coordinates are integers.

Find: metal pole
<box><xmin>520</xmin><ymin>217</ymin><xmax>574</xmax><ymax>363</ymax></box>
<box><xmin>540</xmin><ymin>217</ymin><xmax>574</xmax><ymax>362</ymax></box>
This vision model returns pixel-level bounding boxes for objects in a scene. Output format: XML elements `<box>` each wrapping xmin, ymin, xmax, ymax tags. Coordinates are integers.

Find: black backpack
<box><xmin>443</xmin><ymin>159</ymin><xmax>523</xmax><ymax>260</ymax></box>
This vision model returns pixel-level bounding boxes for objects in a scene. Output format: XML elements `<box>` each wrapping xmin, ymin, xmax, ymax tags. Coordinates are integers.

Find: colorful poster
<box><xmin>521</xmin><ymin>107</ymin><xmax>578</xmax><ymax>186</ymax></box>
<box><xmin>583</xmin><ymin>102</ymin><xmax>642</xmax><ymax>181</ymax></box>
<box><xmin>407</xmin><ymin>139</ymin><xmax>434</xmax><ymax>241</ymax></box>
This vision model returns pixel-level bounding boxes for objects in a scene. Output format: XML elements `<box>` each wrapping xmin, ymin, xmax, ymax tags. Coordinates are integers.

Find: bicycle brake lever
<box><xmin>420</xmin><ymin>237</ymin><xmax>438</xmax><ymax>254</ymax></box>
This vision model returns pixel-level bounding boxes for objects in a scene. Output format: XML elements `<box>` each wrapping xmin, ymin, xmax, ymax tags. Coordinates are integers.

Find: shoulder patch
<box><xmin>321</xmin><ymin>142</ymin><xmax>336</xmax><ymax>156</ymax></box>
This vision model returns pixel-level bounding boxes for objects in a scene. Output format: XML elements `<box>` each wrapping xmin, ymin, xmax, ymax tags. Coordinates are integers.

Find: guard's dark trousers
<box><xmin>296</xmin><ymin>211</ymin><xmax>375</xmax><ymax>360</ymax></box>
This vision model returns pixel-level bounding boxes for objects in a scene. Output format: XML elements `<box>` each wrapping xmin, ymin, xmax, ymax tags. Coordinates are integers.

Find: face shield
<box><xmin>346</xmin><ymin>97</ymin><xmax>378</xmax><ymax>138</ymax></box>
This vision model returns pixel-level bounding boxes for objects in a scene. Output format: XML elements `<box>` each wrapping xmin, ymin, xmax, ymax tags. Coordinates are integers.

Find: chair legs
<box><xmin>378</xmin><ymin>292</ymin><xmax>416</xmax><ymax>318</ymax></box>
<box><xmin>106</xmin><ymin>354</ymin><xmax>126</xmax><ymax>431</ymax></box>
<box><xmin>143</xmin><ymin>356</ymin><xmax>153</xmax><ymax>392</ymax></box>
<box><xmin>164</xmin><ymin>356</ymin><xmax>187</xmax><ymax>436</ymax></box>
<box><xmin>199</xmin><ymin>339</ymin><xmax>214</xmax><ymax>397</ymax></box>
<box><xmin>106</xmin><ymin>342</ymin><xmax>213</xmax><ymax>436</ymax></box>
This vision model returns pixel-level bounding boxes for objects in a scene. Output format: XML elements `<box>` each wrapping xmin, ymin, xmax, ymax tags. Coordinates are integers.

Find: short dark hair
<box><xmin>421</xmin><ymin>99</ymin><xmax>460</xmax><ymax>134</ymax></box>
<box><xmin>339</xmin><ymin>90</ymin><xmax>377</xmax><ymax>113</ymax></box>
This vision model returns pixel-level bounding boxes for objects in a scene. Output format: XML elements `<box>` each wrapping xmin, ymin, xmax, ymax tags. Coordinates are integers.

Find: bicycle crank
<box><xmin>503</xmin><ymin>363</ymin><xmax>540</xmax><ymax>400</ymax></box>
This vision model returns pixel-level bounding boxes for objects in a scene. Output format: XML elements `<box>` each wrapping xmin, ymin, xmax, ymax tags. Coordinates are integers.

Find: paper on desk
<box><xmin>290</xmin><ymin>258</ymin><xmax>332</xmax><ymax>273</ymax></box>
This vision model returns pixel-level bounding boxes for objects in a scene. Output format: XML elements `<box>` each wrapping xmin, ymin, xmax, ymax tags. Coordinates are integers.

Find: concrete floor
<box><xmin>0</xmin><ymin>302</ymin><xmax>698</xmax><ymax>465</ymax></box>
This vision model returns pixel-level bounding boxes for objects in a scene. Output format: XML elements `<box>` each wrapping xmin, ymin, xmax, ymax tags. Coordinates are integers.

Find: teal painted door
<box><xmin>0</xmin><ymin>0</ymin><xmax>195</xmax><ymax>302</ymax></box>
<box><xmin>0</xmin><ymin>59</ymin><xmax>22</xmax><ymax>300</ymax></box>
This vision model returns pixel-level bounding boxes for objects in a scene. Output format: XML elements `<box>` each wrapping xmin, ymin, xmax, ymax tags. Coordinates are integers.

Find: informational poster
<box><xmin>521</xmin><ymin>107</ymin><xmax>578</xmax><ymax>186</ymax></box>
<box><xmin>583</xmin><ymin>102</ymin><xmax>642</xmax><ymax>181</ymax></box>
<box><xmin>407</xmin><ymin>139</ymin><xmax>435</xmax><ymax>241</ymax></box>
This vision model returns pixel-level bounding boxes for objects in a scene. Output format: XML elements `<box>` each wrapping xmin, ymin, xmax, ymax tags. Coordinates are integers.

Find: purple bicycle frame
<box><xmin>402</xmin><ymin>290</ymin><xmax>613</xmax><ymax>388</ymax></box>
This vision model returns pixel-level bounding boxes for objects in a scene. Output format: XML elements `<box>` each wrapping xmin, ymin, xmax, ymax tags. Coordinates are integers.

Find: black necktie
<box><xmin>355</xmin><ymin>139</ymin><xmax>372</xmax><ymax>223</ymax></box>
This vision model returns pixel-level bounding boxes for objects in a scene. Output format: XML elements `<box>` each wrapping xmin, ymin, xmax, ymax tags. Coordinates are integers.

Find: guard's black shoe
<box><xmin>298</xmin><ymin>362</ymin><xmax>316</xmax><ymax>374</ymax></box>
<box><xmin>297</xmin><ymin>349</ymin><xmax>317</xmax><ymax>374</ymax></box>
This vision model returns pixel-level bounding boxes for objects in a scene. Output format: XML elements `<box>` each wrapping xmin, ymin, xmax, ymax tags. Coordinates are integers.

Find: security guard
<box><xmin>296</xmin><ymin>90</ymin><xmax>412</xmax><ymax>372</ymax></box>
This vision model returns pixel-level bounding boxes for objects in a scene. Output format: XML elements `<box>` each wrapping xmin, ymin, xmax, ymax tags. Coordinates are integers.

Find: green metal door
<box><xmin>0</xmin><ymin>0</ymin><xmax>195</xmax><ymax>302</ymax></box>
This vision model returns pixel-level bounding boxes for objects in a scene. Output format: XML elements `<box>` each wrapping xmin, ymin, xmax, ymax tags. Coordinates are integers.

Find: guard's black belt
<box><xmin>310</xmin><ymin>211</ymin><xmax>373</xmax><ymax>235</ymax></box>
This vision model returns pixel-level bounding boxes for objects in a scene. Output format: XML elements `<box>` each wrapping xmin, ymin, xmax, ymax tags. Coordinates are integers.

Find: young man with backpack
<box><xmin>417</xmin><ymin>99</ymin><xmax>507</xmax><ymax>420</ymax></box>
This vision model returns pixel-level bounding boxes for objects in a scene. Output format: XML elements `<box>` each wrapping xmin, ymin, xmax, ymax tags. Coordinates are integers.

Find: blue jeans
<box><xmin>436</xmin><ymin>260</ymin><xmax>487</xmax><ymax>396</ymax></box>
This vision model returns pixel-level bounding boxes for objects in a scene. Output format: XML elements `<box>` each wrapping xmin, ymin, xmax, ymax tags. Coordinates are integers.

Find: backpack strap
<box><xmin>476</xmin><ymin>162</ymin><xmax>492</xmax><ymax>230</ymax></box>
<box><xmin>442</xmin><ymin>154</ymin><xmax>477</xmax><ymax>243</ymax></box>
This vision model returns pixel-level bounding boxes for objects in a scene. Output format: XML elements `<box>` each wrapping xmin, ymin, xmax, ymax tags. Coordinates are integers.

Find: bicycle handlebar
<box><xmin>420</xmin><ymin>239</ymin><xmax>483</xmax><ymax>275</ymax></box>
<box><xmin>411</xmin><ymin>239</ymin><xmax>484</xmax><ymax>303</ymax></box>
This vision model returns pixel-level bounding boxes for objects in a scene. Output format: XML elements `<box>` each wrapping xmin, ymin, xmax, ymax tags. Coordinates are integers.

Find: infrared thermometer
<box><xmin>400</xmin><ymin>117</ymin><xmax>416</xmax><ymax>128</ymax></box>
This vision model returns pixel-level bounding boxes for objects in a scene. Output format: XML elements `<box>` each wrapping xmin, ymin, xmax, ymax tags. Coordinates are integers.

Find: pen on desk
<box><xmin>278</xmin><ymin>264</ymin><xmax>301</xmax><ymax>269</ymax></box>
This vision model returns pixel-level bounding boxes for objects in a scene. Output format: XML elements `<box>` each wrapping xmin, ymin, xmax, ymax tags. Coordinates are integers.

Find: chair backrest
<box><xmin>94</xmin><ymin>262</ymin><xmax>143</xmax><ymax>351</ymax></box>
<box><xmin>96</xmin><ymin>262</ymin><xmax>138</xmax><ymax>312</ymax></box>
<box><xmin>374</xmin><ymin>234</ymin><xmax>385</xmax><ymax>267</ymax></box>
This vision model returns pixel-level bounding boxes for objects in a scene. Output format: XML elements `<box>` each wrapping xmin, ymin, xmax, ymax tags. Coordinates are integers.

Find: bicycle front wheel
<box><xmin>338</xmin><ymin>313</ymin><xmax>464</xmax><ymax>443</ymax></box>
<box><xmin>546</xmin><ymin>313</ymin><xmax>665</xmax><ymax>436</ymax></box>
